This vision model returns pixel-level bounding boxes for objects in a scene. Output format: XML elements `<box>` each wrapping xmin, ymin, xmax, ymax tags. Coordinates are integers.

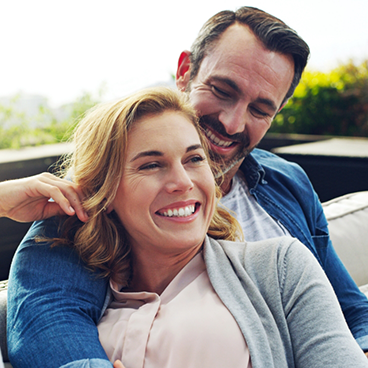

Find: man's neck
<box><xmin>220</xmin><ymin>161</ymin><xmax>242</xmax><ymax>195</ymax></box>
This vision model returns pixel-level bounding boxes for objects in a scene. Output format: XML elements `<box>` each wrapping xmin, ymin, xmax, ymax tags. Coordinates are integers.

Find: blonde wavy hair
<box><xmin>54</xmin><ymin>87</ymin><xmax>243</xmax><ymax>285</ymax></box>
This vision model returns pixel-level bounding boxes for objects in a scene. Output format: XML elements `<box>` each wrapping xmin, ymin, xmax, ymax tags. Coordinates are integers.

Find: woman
<box><xmin>8</xmin><ymin>87</ymin><xmax>368</xmax><ymax>368</ymax></box>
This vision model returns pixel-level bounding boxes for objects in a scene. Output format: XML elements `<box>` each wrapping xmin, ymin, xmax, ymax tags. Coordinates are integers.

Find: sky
<box><xmin>1</xmin><ymin>0</ymin><xmax>367</xmax><ymax>107</ymax></box>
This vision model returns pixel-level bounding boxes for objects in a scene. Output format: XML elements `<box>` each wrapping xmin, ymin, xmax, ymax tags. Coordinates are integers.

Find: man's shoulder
<box><xmin>251</xmin><ymin>148</ymin><xmax>296</xmax><ymax>166</ymax></box>
<box><xmin>247</xmin><ymin>148</ymin><xmax>306</xmax><ymax>176</ymax></box>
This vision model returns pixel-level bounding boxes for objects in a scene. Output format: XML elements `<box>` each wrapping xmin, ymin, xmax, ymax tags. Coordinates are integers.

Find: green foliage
<box><xmin>2</xmin><ymin>62</ymin><xmax>367</xmax><ymax>150</ymax></box>
<box><xmin>271</xmin><ymin>60</ymin><xmax>368</xmax><ymax>137</ymax></box>
<box><xmin>0</xmin><ymin>88</ymin><xmax>104</xmax><ymax>149</ymax></box>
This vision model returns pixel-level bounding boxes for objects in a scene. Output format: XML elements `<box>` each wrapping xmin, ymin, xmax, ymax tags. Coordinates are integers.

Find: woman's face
<box><xmin>111</xmin><ymin>111</ymin><xmax>216</xmax><ymax>257</ymax></box>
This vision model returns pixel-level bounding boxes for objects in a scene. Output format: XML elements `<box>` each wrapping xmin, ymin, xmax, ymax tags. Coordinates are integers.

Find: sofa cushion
<box><xmin>0</xmin><ymin>285</ymin><xmax>7</xmax><ymax>364</ymax></box>
<box><xmin>322</xmin><ymin>191</ymin><xmax>368</xmax><ymax>287</ymax></box>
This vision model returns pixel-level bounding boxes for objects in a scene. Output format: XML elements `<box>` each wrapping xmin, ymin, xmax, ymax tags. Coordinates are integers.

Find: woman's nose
<box><xmin>164</xmin><ymin>164</ymin><xmax>194</xmax><ymax>193</ymax></box>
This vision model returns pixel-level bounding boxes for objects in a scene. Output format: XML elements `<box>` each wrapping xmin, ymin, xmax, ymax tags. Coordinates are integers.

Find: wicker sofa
<box><xmin>1</xmin><ymin>191</ymin><xmax>368</xmax><ymax>366</ymax></box>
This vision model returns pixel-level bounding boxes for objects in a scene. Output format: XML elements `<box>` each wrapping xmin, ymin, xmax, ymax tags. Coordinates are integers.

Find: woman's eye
<box><xmin>189</xmin><ymin>155</ymin><xmax>205</xmax><ymax>164</ymax></box>
<box><xmin>139</xmin><ymin>162</ymin><xmax>160</xmax><ymax>171</ymax></box>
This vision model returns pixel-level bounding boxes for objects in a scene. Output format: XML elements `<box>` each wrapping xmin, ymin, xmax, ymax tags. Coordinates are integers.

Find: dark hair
<box><xmin>189</xmin><ymin>6</ymin><xmax>310</xmax><ymax>105</ymax></box>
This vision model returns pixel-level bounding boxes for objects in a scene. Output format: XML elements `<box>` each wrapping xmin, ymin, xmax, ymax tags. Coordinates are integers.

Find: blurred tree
<box><xmin>0</xmin><ymin>86</ymin><xmax>105</xmax><ymax>149</ymax></box>
<box><xmin>271</xmin><ymin>60</ymin><xmax>368</xmax><ymax>137</ymax></box>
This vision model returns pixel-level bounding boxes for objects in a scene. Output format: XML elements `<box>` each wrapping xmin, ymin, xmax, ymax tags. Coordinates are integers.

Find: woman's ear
<box><xmin>176</xmin><ymin>50</ymin><xmax>192</xmax><ymax>92</ymax></box>
<box><xmin>106</xmin><ymin>203</ymin><xmax>114</xmax><ymax>214</ymax></box>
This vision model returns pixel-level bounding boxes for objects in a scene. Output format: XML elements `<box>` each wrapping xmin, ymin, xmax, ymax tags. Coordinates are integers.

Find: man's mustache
<box><xmin>199</xmin><ymin>115</ymin><xmax>250</xmax><ymax>148</ymax></box>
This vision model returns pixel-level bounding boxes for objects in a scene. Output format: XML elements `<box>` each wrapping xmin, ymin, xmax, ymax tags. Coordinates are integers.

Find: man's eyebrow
<box><xmin>211</xmin><ymin>75</ymin><xmax>278</xmax><ymax>112</ymax></box>
<box><xmin>211</xmin><ymin>76</ymin><xmax>241</xmax><ymax>94</ymax></box>
<box><xmin>130</xmin><ymin>144</ymin><xmax>203</xmax><ymax>162</ymax></box>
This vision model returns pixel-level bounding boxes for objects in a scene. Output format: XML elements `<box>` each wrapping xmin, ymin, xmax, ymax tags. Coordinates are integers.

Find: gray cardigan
<box><xmin>204</xmin><ymin>236</ymin><xmax>368</xmax><ymax>367</ymax></box>
<box><xmin>7</xmin><ymin>236</ymin><xmax>366</xmax><ymax>368</ymax></box>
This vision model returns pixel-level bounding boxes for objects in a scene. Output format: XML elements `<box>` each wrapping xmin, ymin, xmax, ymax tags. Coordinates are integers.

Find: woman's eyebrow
<box><xmin>187</xmin><ymin>144</ymin><xmax>203</xmax><ymax>152</ymax></box>
<box><xmin>130</xmin><ymin>144</ymin><xmax>203</xmax><ymax>162</ymax></box>
<box><xmin>130</xmin><ymin>150</ymin><xmax>163</xmax><ymax>162</ymax></box>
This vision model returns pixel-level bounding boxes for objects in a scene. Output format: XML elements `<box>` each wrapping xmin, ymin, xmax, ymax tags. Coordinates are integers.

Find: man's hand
<box><xmin>365</xmin><ymin>351</ymin><xmax>368</xmax><ymax>358</ymax></box>
<box><xmin>0</xmin><ymin>173</ymin><xmax>88</xmax><ymax>223</ymax></box>
<box><xmin>113</xmin><ymin>360</ymin><xmax>126</xmax><ymax>368</ymax></box>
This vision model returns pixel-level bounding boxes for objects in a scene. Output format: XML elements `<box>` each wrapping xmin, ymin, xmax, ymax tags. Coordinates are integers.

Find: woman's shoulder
<box><xmin>208</xmin><ymin>236</ymin><xmax>317</xmax><ymax>281</ymax></box>
<box><xmin>216</xmin><ymin>236</ymin><xmax>306</xmax><ymax>260</ymax></box>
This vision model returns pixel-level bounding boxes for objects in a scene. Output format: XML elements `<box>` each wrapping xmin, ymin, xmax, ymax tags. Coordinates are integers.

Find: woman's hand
<box><xmin>113</xmin><ymin>360</ymin><xmax>126</xmax><ymax>368</ymax></box>
<box><xmin>0</xmin><ymin>173</ymin><xmax>88</xmax><ymax>223</ymax></box>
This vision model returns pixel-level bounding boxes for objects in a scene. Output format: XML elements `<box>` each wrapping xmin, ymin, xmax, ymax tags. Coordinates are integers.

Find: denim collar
<box><xmin>239</xmin><ymin>150</ymin><xmax>266</xmax><ymax>191</ymax></box>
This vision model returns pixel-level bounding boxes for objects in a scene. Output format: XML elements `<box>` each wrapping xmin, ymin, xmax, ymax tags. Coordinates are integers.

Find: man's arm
<box><xmin>7</xmin><ymin>217</ymin><xmax>112</xmax><ymax>368</ymax></box>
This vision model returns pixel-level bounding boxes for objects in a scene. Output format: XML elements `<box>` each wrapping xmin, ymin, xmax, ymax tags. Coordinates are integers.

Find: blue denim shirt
<box><xmin>242</xmin><ymin>149</ymin><xmax>368</xmax><ymax>351</ymax></box>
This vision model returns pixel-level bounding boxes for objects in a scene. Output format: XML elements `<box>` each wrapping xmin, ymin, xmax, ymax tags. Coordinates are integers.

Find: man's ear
<box><xmin>176</xmin><ymin>50</ymin><xmax>192</xmax><ymax>91</ymax></box>
<box><xmin>278</xmin><ymin>99</ymin><xmax>289</xmax><ymax>113</ymax></box>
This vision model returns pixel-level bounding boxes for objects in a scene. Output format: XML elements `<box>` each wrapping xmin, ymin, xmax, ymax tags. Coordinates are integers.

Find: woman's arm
<box><xmin>0</xmin><ymin>173</ymin><xmax>88</xmax><ymax>223</ymax></box>
<box><xmin>281</xmin><ymin>240</ymin><xmax>368</xmax><ymax>366</ymax></box>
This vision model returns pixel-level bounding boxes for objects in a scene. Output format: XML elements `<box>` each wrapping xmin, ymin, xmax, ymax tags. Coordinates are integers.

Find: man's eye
<box><xmin>211</xmin><ymin>86</ymin><xmax>230</xmax><ymax>99</ymax></box>
<box><xmin>250</xmin><ymin>106</ymin><xmax>269</xmax><ymax>118</ymax></box>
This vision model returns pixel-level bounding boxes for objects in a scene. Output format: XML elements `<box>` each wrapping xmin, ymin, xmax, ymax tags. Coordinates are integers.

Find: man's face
<box><xmin>176</xmin><ymin>24</ymin><xmax>294</xmax><ymax>183</ymax></box>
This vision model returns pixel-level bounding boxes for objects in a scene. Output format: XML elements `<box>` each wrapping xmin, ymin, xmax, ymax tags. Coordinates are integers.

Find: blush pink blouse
<box><xmin>97</xmin><ymin>252</ymin><xmax>252</xmax><ymax>368</ymax></box>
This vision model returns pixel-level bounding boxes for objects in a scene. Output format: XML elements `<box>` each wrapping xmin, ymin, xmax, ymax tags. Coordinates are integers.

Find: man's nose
<box><xmin>219</xmin><ymin>103</ymin><xmax>247</xmax><ymax>136</ymax></box>
<box><xmin>164</xmin><ymin>164</ymin><xmax>194</xmax><ymax>193</ymax></box>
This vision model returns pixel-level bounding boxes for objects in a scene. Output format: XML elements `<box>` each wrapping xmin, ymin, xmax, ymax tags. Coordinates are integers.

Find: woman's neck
<box><xmin>127</xmin><ymin>245</ymin><xmax>203</xmax><ymax>295</ymax></box>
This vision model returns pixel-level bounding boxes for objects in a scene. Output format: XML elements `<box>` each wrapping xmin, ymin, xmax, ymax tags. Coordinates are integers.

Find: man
<box><xmin>6</xmin><ymin>7</ymin><xmax>368</xmax><ymax>368</ymax></box>
<box><xmin>175</xmin><ymin>7</ymin><xmax>368</xmax><ymax>352</ymax></box>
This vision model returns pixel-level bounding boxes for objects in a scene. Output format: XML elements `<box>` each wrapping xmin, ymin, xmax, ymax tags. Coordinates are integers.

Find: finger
<box><xmin>35</xmin><ymin>180</ymin><xmax>88</xmax><ymax>222</ymax></box>
<box><xmin>47</xmin><ymin>177</ymin><xmax>88</xmax><ymax>222</ymax></box>
<box><xmin>55</xmin><ymin>184</ymin><xmax>88</xmax><ymax>222</ymax></box>
<box><xmin>113</xmin><ymin>360</ymin><xmax>125</xmax><ymax>368</ymax></box>
<box><xmin>35</xmin><ymin>184</ymin><xmax>75</xmax><ymax>214</ymax></box>
<box><xmin>41</xmin><ymin>201</ymin><xmax>75</xmax><ymax>220</ymax></box>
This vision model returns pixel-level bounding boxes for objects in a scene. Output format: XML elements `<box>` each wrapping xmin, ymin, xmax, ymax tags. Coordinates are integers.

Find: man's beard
<box><xmin>199</xmin><ymin>115</ymin><xmax>253</xmax><ymax>177</ymax></box>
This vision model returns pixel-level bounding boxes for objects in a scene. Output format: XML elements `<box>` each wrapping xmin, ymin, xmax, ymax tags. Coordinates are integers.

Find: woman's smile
<box><xmin>155</xmin><ymin>201</ymin><xmax>200</xmax><ymax>221</ymax></box>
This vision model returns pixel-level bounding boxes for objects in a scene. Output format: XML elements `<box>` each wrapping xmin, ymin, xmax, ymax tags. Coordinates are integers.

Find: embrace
<box><xmin>2</xmin><ymin>6</ymin><xmax>368</xmax><ymax>368</ymax></box>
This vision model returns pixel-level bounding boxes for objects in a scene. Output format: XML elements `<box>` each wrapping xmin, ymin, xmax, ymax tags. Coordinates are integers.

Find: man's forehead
<box><xmin>207</xmin><ymin>24</ymin><xmax>260</xmax><ymax>58</ymax></box>
<box><xmin>194</xmin><ymin>24</ymin><xmax>294</xmax><ymax>107</ymax></box>
<box><xmin>199</xmin><ymin>23</ymin><xmax>293</xmax><ymax>77</ymax></box>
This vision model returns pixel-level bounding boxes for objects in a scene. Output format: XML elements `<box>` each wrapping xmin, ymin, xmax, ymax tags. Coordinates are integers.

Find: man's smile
<box><xmin>204</xmin><ymin>127</ymin><xmax>235</xmax><ymax>148</ymax></box>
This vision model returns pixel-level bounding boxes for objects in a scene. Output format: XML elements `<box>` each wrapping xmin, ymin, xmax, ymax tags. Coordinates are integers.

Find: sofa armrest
<box><xmin>322</xmin><ymin>191</ymin><xmax>368</xmax><ymax>287</ymax></box>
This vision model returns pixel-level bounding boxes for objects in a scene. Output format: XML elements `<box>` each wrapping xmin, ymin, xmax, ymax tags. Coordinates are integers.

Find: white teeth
<box><xmin>161</xmin><ymin>205</ymin><xmax>195</xmax><ymax>218</ymax></box>
<box><xmin>205</xmin><ymin>128</ymin><xmax>233</xmax><ymax>148</ymax></box>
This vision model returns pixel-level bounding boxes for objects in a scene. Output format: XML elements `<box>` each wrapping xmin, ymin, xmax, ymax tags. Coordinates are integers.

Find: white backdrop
<box><xmin>0</xmin><ymin>0</ymin><xmax>367</xmax><ymax>107</ymax></box>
